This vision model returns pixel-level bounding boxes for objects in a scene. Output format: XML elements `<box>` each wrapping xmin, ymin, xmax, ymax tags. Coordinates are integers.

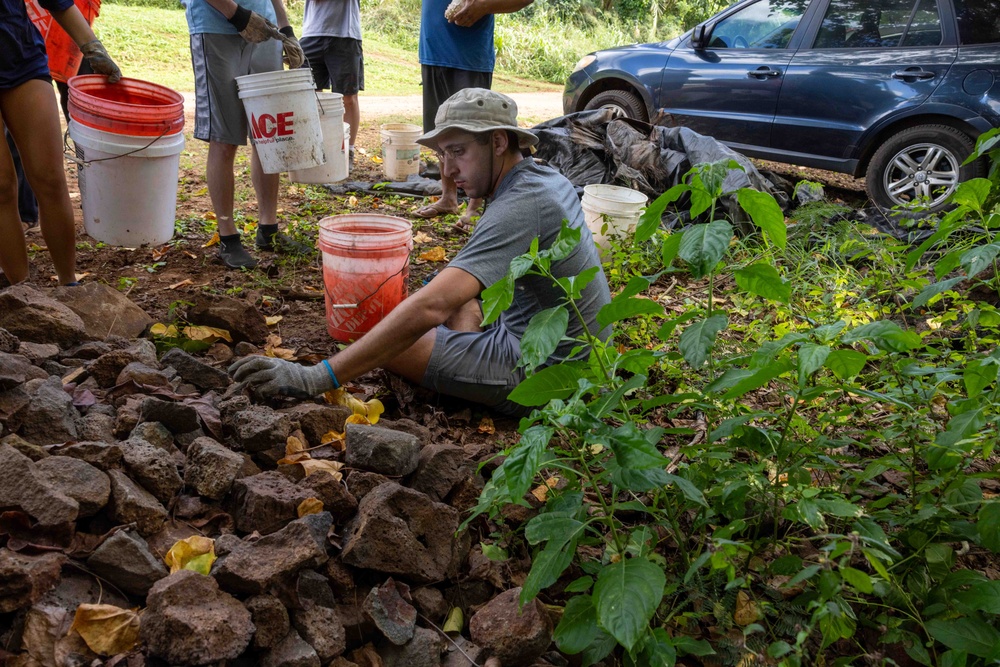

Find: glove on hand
<box><xmin>229</xmin><ymin>355</ymin><xmax>335</xmax><ymax>399</ymax></box>
<box><xmin>228</xmin><ymin>5</ymin><xmax>282</xmax><ymax>43</ymax></box>
<box><xmin>80</xmin><ymin>41</ymin><xmax>121</xmax><ymax>83</ymax></box>
<box><xmin>279</xmin><ymin>26</ymin><xmax>305</xmax><ymax>69</ymax></box>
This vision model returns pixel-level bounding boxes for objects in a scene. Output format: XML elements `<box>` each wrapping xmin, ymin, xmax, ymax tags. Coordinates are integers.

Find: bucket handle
<box><xmin>323</xmin><ymin>253</ymin><xmax>410</xmax><ymax>310</ymax></box>
<box><xmin>63</xmin><ymin>121</ymin><xmax>173</xmax><ymax>168</ymax></box>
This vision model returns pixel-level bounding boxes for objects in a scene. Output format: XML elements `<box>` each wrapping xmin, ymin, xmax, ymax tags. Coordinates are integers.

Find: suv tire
<box><xmin>866</xmin><ymin>125</ymin><xmax>983</xmax><ymax>211</ymax></box>
<box><xmin>583</xmin><ymin>89</ymin><xmax>647</xmax><ymax>121</ymax></box>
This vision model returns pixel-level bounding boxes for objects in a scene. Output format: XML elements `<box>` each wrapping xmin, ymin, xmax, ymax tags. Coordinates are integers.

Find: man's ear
<box><xmin>493</xmin><ymin>129</ymin><xmax>508</xmax><ymax>156</ymax></box>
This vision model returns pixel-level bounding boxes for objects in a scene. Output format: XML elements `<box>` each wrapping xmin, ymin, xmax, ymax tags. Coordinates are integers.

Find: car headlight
<box><xmin>572</xmin><ymin>55</ymin><xmax>597</xmax><ymax>74</ymax></box>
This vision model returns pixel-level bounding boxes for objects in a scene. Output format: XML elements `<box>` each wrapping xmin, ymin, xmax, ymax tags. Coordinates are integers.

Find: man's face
<box><xmin>436</xmin><ymin>131</ymin><xmax>495</xmax><ymax>199</ymax></box>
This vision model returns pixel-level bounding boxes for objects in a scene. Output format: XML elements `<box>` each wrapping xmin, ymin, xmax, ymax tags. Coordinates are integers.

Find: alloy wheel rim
<box><xmin>882</xmin><ymin>141</ymin><xmax>961</xmax><ymax>208</ymax></box>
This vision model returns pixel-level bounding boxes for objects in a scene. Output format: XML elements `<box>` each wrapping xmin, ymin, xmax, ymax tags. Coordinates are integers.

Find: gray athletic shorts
<box><xmin>421</xmin><ymin>319</ymin><xmax>529</xmax><ymax>417</ymax></box>
<box><xmin>190</xmin><ymin>33</ymin><xmax>282</xmax><ymax>145</ymax></box>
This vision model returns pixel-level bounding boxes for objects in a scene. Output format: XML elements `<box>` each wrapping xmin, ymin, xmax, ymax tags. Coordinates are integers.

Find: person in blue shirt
<box><xmin>0</xmin><ymin>0</ymin><xmax>120</xmax><ymax>286</ymax></box>
<box><xmin>413</xmin><ymin>0</ymin><xmax>533</xmax><ymax>230</ymax></box>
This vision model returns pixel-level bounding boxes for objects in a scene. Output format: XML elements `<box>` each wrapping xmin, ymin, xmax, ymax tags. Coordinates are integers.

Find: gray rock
<box><xmin>295</xmin><ymin>569</ymin><xmax>337</xmax><ymax>609</ymax></box>
<box><xmin>284</xmin><ymin>403</ymin><xmax>352</xmax><ymax>444</ymax></box>
<box><xmin>341</xmin><ymin>483</ymin><xmax>461</xmax><ymax>584</ymax></box>
<box><xmin>161</xmin><ymin>347</ymin><xmax>231</xmax><ymax>391</ymax></box>
<box><xmin>293</xmin><ymin>604</ymin><xmax>347</xmax><ymax>662</ymax></box>
<box><xmin>90</xmin><ymin>349</ymin><xmax>149</xmax><ymax>388</ymax></box>
<box><xmin>107</xmin><ymin>469</ymin><xmax>168</xmax><ymax>536</ymax></box>
<box><xmin>346</xmin><ymin>424</ymin><xmax>421</xmax><ymax>476</ymax></box>
<box><xmin>142</xmin><ymin>570</ymin><xmax>254</xmax><ymax>665</ymax></box>
<box><xmin>18</xmin><ymin>342</ymin><xmax>59</xmax><ymax>362</ymax></box>
<box><xmin>13</xmin><ymin>376</ymin><xmax>79</xmax><ymax>445</ymax></box>
<box><xmin>364</xmin><ymin>579</ymin><xmax>416</xmax><ymax>646</ymax></box>
<box><xmin>379</xmin><ymin>417</ymin><xmax>432</xmax><ymax>445</ymax></box>
<box><xmin>213</xmin><ymin>512</ymin><xmax>332</xmax><ymax>595</ymax></box>
<box><xmin>117</xmin><ymin>361</ymin><xmax>172</xmax><ymax>388</ymax></box>
<box><xmin>0</xmin><ymin>444</ymin><xmax>79</xmax><ymax>525</ymax></box>
<box><xmin>234</xmin><ymin>407</ymin><xmax>292</xmax><ymax>453</ymax></box>
<box><xmin>120</xmin><ymin>437</ymin><xmax>183</xmax><ymax>503</ymax></box>
<box><xmin>186</xmin><ymin>436</ymin><xmax>244</xmax><ymax>500</ymax></box>
<box><xmin>74</xmin><ymin>411</ymin><xmax>116</xmax><ymax>443</ymax></box>
<box><xmin>52</xmin><ymin>440</ymin><xmax>123</xmax><ymax>470</ymax></box>
<box><xmin>0</xmin><ymin>433</ymin><xmax>48</xmax><ymax>461</ymax></box>
<box><xmin>0</xmin><ymin>549</ymin><xmax>65</xmax><ymax>613</ymax></box>
<box><xmin>0</xmin><ymin>327</ymin><xmax>19</xmax><ymax>353</ymax></box>
<box><xmin>34</xmin><ymin>456</ymin><xmax>110</xmax><ymax>517</ymax></box>
<box><xmin>130</xmin><ymin>421</ymin><xmax>181</xmax><ymax>456</ymax></box>
<box><xmin>140</xmin><ymin>397</ymin><xmax>200</xmax><ymax>433</ymax></box>
<box><xmin>346</xmin><ymin>470</ymin><xmax>391</xmax><ymax>500</ymax></box>
<box><xmin>186</xmin><ymin>295</ymin><xmax>269</xmax><ymax>344</ymax></box>
<box><xmin>0</xmin><ymin>385</ymin><xmax>30</xmax><ymax>423</ymax></box>
<box><xmin>299</xmin><ymin>470</ymin><xmax>358</xmax><ymax>523</ymax></box>
<box><xmin>469</xmin><ymin>587</ymin><xmax>553</xmax><ymax>666</ymax></box>
<box><xmin>407</xmin><ymin>444</ymin><xmax>469</xmax><ymax>502</ymax></box>
<box><xmin>245</xmin><ymin>594</ymin><xmax>290</xmax><ymax>650</ymax></box>
<box><xmin>381</xmin><ymin>627</ymin><xmax>444</xmax><ymax>667</ymax></box>
<box><xmin>0</xmin><ymin>284</ymin><xmax>88</xmax><ymax>345</ymax></box>
<box><xmin>261</xmin><ymin>628</ymin><xmax>321</xmax><ymax>667</ymax></box>
<box><xmin>0</xmin><ymin>352</ymin><xmax>47</xmax><ymax>390</ymax></box>
<box><xmin>230</xmin><ymin>470</ymin><xmax>314</xmax><ymax>535</ymax></box>
<box><xmin>412</xmin><ymin>587</ymin><xmax>449</xmax><ymax>625</ymax></box>
<box><xmin>50</xmin><ymin>282</ymin><xmax>153</xmax><ymax>340</ymax></box>
<box><xmin>86</xmin><ymin>529</ymin><xmax>169</xmax><ymax>596</ymax></box>
<box><xmin>442</xmin><ymin>636</ymin><xmax>487</xmax><ymax>667</ymax></box>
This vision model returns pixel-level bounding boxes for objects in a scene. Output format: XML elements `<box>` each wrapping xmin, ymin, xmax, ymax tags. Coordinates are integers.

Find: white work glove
<box><xmin>80</xmin><ymin>40</ymin><xmax>121</xmax><ymax>83</ymax></box>
<box><xmin>229</xmin><ymin>355</ymin><xmax>336</xmax><ymax>399</ymax></box>
<box><xmin>227</xmin><ymin>5</ymin><xmax>283</xmax><ymax>43</ymax></box>
<box><xmin>279</xmin><ymin>26</ymin><xmax>305</xmax><ymax>69</ymax></box>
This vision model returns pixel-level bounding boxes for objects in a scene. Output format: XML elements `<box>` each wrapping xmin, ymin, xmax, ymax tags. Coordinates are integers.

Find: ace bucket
<box><xmin>318</xmin><ymin>214</ymin><xmax>412</xmax><ymax>342</ymax></box>
<box><xmin>236</xmin><ymin>69</ymin><xmax>325</xmax><ymax>174</ymax></box>
<box><xmin>289</xmin><ymin>92</ymin><xmax>348</xmax><ymax>184</ymax></box>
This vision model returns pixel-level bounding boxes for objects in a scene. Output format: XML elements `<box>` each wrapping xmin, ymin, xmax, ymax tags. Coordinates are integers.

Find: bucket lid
<box><xmin>68</xmin><ymin>75</ymin><xmax>184</xmax><ymax>137</ymax></box>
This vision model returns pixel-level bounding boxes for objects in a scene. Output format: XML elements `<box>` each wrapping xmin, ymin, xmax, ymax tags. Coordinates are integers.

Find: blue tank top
<box><xmin>418</xmin><ymin>0</ymin><xmax>495</xmax><ymax>73</ymax></box>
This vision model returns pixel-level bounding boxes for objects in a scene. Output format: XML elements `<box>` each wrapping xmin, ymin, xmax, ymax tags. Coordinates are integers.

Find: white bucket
<box><xmin>581</xmin><ymin>184</ymin><xmax>648</xmax><ymax>255</ymax></box>
<box><xmin>236</xmin><ymin>69</ymin><xmax>325</xmax><ymax>174</ymax></box>
<box><xmin>380</xmin><ymin>123</ymin><xmax>422</xmax><ymax>181</ymax></box>
<box><xmin>69</xmin><ymin>119</ymin><xmax>185</xmax><ymax>247</ymax></box>
<box><xmin>289</xmin><ymin>92</ymin><xmax>348</xmax><ymax>184</ymax></box>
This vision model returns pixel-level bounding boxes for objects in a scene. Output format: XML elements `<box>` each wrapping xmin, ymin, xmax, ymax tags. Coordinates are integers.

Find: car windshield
<box><xmin>709</xmin><ymin>0</ymin><xmax>809</xmax><ymax>49</ymax></box>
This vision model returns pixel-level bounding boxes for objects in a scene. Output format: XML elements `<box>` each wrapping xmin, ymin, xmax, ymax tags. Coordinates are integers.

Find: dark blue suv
<box><xmin>563</xmin><ymin>0</ymin><xmax>1000</xmax><ymax>210</ymax></box>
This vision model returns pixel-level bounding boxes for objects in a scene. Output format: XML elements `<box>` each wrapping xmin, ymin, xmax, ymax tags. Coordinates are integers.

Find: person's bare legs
<box><xmin>207</xmin><ymin>141</ymin><xmax>239</xmax><ymax>236</ymax></box>
<box><xmin>0</xmin><ymin>117</ymin><xmax>28</xmax><ymax>283</ymax></box>
<box><xmin>459</xmin><ymin>196</ymin><xmax>483</xmax><ymax>230</ymax></box>
<box><xmin>415</xmin><ymin>173</ymin><xmax>461</xmax><ymax>219</ymax></box>
<box><xmin>343</xmin><ymin>93</ymin><xmax>360</xmax><ymax>148</ymax></box>
<box><xmin>382</xmin><ymin>299</ymin><xmax>483</xmax><ymax>382</ymax></box>
<box><xmin>250</xmin><ymin>144</ymin><xmax>279</xmax><ymax>228</ymax></box>
<box><xmin>1</xmin><ymin>80</ymin><xmax>76</xmax><ymax>284</ymax></box>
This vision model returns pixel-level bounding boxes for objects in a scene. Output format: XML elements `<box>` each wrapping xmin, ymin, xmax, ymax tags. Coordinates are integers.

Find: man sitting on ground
<box><xmin>231</xmin><ymin>88</ymin><xmax>612</xmax><ymax>415</ymax></box>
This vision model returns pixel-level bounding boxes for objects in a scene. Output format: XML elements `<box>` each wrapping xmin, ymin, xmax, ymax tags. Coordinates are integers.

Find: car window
<box><xmin>709</xmin><ymin>0</ymin><xmax>809</xmax><ymax>49</ymax></box>
<box><xmin>813</xmin><ymin>0</ymin><xmax>942</xmax><ymax>48</ymax></box>
<box><xmin>953</xmin><ymin>0</ymin><xmax>1000</xmax><ymax>43</ymax></box>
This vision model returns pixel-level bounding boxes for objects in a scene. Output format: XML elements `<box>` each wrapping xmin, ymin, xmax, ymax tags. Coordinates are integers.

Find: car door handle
<box><xmin>891</xmin><ymin>68</ymin><xmax>936</xmax><ymax>81</ymax></box>
<box><xmin>747</xmin><ymin>67</ymin><xmax>782</xmax><ymax>79</ymax></box>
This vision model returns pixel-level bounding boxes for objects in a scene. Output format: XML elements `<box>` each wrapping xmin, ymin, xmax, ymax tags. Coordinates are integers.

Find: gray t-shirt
<box><xmin>302</xmin><ymin>0</ymin><xmax>362</xmax><ymax>41</ymax></box>
<box><xmin>449</xmin><ymin>157</ymin><xmax>612</xmax><ymax>360</ymax></box>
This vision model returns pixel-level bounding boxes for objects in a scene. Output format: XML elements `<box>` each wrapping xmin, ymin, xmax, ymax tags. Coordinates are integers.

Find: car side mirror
<box><xmin>691</xmin><ymin>24</ymin><xmax>709</xmax><ymax>49</ymax></box>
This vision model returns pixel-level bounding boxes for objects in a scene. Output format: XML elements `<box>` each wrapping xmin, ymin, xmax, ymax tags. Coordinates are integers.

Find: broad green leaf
<box><xmin>581</xmin><ymin>629</ymin><xmax>617</xmax><ymax>666</ymax></box>
<box><xmin>961</xmin><ymin>243</ymin><xmax>1000</xmax><ymax>280</ymax></box>
<box><xmin>979</xmin><ymin>502</ymin><xmax>1000</xmax><ymax>552</ymax></box>
<box><xmin>638</xmin><ymin>627</ymin><xmax>677</xmax><ymax>667</ymax></box>
<box><xmin>565</xmin><ymin>576</ymin><xmax>594</xmax><ymax>593</ymax></box>
<box><xmin>481</xmin><ymin>274</ymin><xmax>514</xmax><ymax>326</ymax></box>
<box><xmin>547</xmin><ymin>221</ymin><xmax>582</xmax><ymax>261</ymax></box>
<box><xmin>665</xmin><ymin>473</ymin><xmax>708</xmax><ymax>508</ymax></box>
<box><xmin>813</xmin><ymin>320</ymin><xmax>847</xmax><ymax>343</ymax></box>
<box><xmin>594</xmin><ymin>558</ymin><xmax>666</xmax><ymax>652</ymax></box>
<box><xmin>951</xmin><ymin>178</ymin><xmax>992</xmax><ymax>213</ymax></box>
<box><xmin>677</xmin><ymin>220</ymin><xmax>732</xmax><ymax>279</ymax></box>
<box><xmin>840</xmin><ymin>566</ymin><xmax>873</xmax><ymax>594</ymax></box>
<box><xmin>559</xmin><ymin>266</ymin><xmax>601</xmax><ymax>300</ymax></box>
<box><xmin>592</xmin><ymin>375</ymin><xmax>646</xmax><ymax>418</ymax></box>
<box><xmin>636</xmin><ymin>184</ymin><xmax>687</xmax><ymax>242</ymax></box>
<box><xmin>814</xmin><ymin>497</ymin><xmax>861</xmax><ymax>517</ymax></box>
<box><xmin>936</xmin><ymin>408</ymin><xmax>985</xmax><ymax>448</ymax></box>
<box><xmin>940</xmin><ymin>650</ymin><xmax>969</xmax><ymax>667</ymax></box>
<box><xmin>964</xmin><ymin>359</ymin><xmax>998</xmax><ymax>398</ymax></box>
<box><xmin>661</xmin><ymin>231</ymin><xmax>682</xmax><ymax>267</ymax></box>
<box><xmin>926</xmin><ymin>616</ymin><xmax>1000</xmax><ymax>658</ymax></box>
<box><xmin>521</xmin><ymin>541</ymin><xmax>576</xmax><ymax>604</ymax></box>
<box><xmin>503</xmin><ymin>426</ymin><xmax>552</xmax><ymax>501</ymax></box>
<box><xmin>843</xmin><ymin>320</ymin><xmax>921</xmax><ymax>352</ymax></box>
<box><xmin>735</xmin><ymin>262</ymin><xmax>790</xmax><ymax>303</ymax></box>
<box><xmin>598</xmin><ymin>295</ymin><xmax>665</xmax><ymax>330</ymax></box>
<box><xmin>679</xmin><ymin>314</ymin><xmax>728</xmax><ymax>368</ymax></box>
<box><xmin>936</xmin><ymin>249</ymin><xmax>965</xmax><ymax>281</ymax></box>
<box><xmin>720</xmin><ymin>358</ymin><xmax>794</xmax><ymax>400</ymax></box>
<box><xmin>737</xmin><ymin>188</ymin><xmax>786</xmax><ymax>248</ymax></box>
<box><xmin>798</xmin><ymin>343</ymin><xmax>831</xmax><ymax>385</ymax></box>
<box><xmin>520</xmin><ymin>307</ymin><xmax>569</xmax><ymax>372</ymax></box>
<box><xmin>554</xmin><ymin>595</ymin><xmax>598</xmax><ymax>655</ymax></box>
<box><xmin>671</xmin><ymin>635</ymin><xmax>716</xmax><ymax>657</ymax></box>
<box><xmin>608</xmin><ymin>423</ymin><xmax>667</xmax><ymax>470</ymax></box>
<box><xmin>954</xmin><ymin>581</ymin><xmax>1000</xmax><ymax>614</ymax></box>
<box><xmin>508</xmin><ymin>363</ymin><xmax>587</xmax><ymax>406</ymax></box>
<box><xmin>912</xmin><ymin>277</ymin><xmax>965</xmax><ymax>309</ymax></box>
<box><xmin>819</xmin><ymin>599</ymin><xmax>857</xmax><ymax>648</ymax></box>
<box><xmin>525</xmin><ymin>513</ymin><xmax>586</xmax><ymax>546</ymax></box>
<box><xmin>824</xmin><ymin>349</ymin><xmax>867</xmax><ymax>379</ymax></box>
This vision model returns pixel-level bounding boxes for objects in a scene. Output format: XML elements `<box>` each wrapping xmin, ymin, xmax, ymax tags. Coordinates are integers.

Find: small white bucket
<box><xmin>236</xmin><ymin>69</ymin><xmax>325</xmax><ymax>174</ymax></box>
<box><xmin>380</xmin><ymin>123</ymin><xmax>422</xmax><ymax>181</ymax></box>
<box><xmin>289</xmin><ymin>92</ymin><xmax>348</xmax><ymax>184</ymax></box>
<box><xmin>70</xmin><ymin>119</ymin><xmax>185</xmax><ymax>247</ymax></box>
<box><xmin>582</xmin><ymin>184</ymin><xmax>648</xmax><ymax>256</ymax></box>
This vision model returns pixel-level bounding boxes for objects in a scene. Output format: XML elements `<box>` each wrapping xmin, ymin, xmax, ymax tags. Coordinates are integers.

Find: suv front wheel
<box><xmin>866</xmin><ymin>125</ymin><xmax>983</xmax><ymax>211</ymax></box>
<box><xmin>583</xmin><ymin>89</ymin><xmax>647</xmax><ymax>121</ymax></box>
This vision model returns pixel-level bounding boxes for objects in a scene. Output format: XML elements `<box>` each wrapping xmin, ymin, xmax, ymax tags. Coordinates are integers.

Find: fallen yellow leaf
<box><xmin>733</xmin><ymin>590</ymin><xmax>761</xmax><ymax>626</ymax></box>
<box><xmin>169</xmin><ymin>279</ymin><xmax>194</xmax><ymax>290</ymax></box>
<box><xmin>298</xmin><ymin>497</ymin><xmax>324</xmax><ymax>517</ymax></box>
<box><xmin>299</xmin><ymin>459</ymin><xmax>344</xmax><ymax>481</ymax></box>
<box><xmin>194</xmin><ymin>186</ymin><xmax>208</xmax><ymax>196</ymax></box>
<box><xmin>203</xmin><ymin>211</ymin><xmax>216</xmax><ymax>221</ymax></box>
<box><xmin>371</xmin><ymin>155</ymin><xmax>383</xmax><ymax>164</ymax></box>
<box><xmin>182</xmin><ymin>325</ymin><xmax>233</xmax><ymax>344</ymax></box>
<box><xmin>203</xmin><ymin>231</ymin><xmax>220</xmax><ymax>248</ymax></box>
<box><xmin>530</xmin><ymin>476</ymin><xmax>560</xmax><ymax>503</ymax></box>
<box><xmin>286</xmin><ymin>435</ymin><xmax>306</xmax><ymax>456</ymax></box>
<box><xmin>70</xmin><ymin>604</ymin><xmax>140</xmax><ymax>656</ymax></box>
<box><xmin>413</xmin><ymin>231</ymin><xmax>433</xmax><ymax>244</ymax></box>
<box><xmin>477</xmin><ymin>416</ymin><xmax>495</xmax><ymax>434</ymax></box>
<box><xmin>325</xmin><ymin>388</ymin><xmax>384</xmax><ymax>424</ymax></box>
<box><xmin>164</xmin><ymin>535</ymin><xmax>216</xmax><ymax>575</ymax></box>
<box><xmin>149</xmin><ymin>323</ymin><xmax>179</xmax><ymax>338</ymax></box>
<box><xmin>348</xmin><ymin>195</ymin><xmax>358</xmax><ymax>207</ymax></box>
<box><xmin>418</xmin><ymin>246</ymin><xmax>446</xmax><ymax>262</ymax></box>
<box><xmin>442</xmin><ymin>606</ymin><xmax>464</xmax><ymax>634</ymax></box>
<box><xmin>265</xmin><ymin>315</ymin><xmax>283</xmax><ymax>326</ymax></box>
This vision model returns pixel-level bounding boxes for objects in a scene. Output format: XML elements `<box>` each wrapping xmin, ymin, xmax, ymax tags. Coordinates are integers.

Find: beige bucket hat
<box><xmin>417</xmin><ymin>88</ymin><xmax>538</xmax><ymax>151</ymax></box>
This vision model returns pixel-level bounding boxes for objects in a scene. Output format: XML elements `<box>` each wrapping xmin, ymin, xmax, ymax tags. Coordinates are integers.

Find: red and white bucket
<box><xmin>236</xmin><ymin>69</ymin><xmax>325</xmax><ymax>174</ymax></box>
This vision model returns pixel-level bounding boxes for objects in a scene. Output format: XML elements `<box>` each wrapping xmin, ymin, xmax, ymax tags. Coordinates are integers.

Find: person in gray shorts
<box><xmin>231</xmin><ymin>88</ymin><xmax>613</xmax><ymax>417</ymax></box>
<box><xmin>185</xmin><ymin>0</ymin><xmax>306</xmax><ymax>269</ymax></box>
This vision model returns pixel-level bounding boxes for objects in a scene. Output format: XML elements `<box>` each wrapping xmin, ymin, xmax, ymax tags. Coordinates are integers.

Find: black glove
<box><xmin>227</xmin><ymin>5</ymin><xmax>282</xmax><ymax>43</ymax></box>
<box><xmin>279</xmin><ymin>26</ymin><xmax>305</xmax><ymax>69</ymax></box>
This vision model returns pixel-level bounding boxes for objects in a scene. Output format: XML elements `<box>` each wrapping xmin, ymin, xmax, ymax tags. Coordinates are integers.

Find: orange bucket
<box><xmin>26</xmin><ymin>0</ymin><xmax>101</xmax><ymax>83</ymax></box>
<box><xmin>68</xmin><ymin>75</ymin><xmax>184</xmax><ymax>137</ymax></box>
<box><xmin>318</xmin><ymin>215</ymin><xmax>412</xmax><ymax>343</ymax></box>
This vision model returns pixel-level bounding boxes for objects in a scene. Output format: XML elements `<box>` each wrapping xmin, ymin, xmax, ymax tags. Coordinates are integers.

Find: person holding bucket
<box><xmin>183</xmin><ymin>0</ymin><xmax>307</xmax><ymax>269</ymax></box>
<box><xmin>231</xmin><ymin>89</ymin><xmax>612</xmax><ymax>418</ymax></box>
<box><xmin>413</xmin><ymin>0</ymin><xmax>533</xmax><ymax>230</ymax></box>
<box><xmin>0</xmin><ymin>0</ymin><xmax>120</xmax><ymax>286</ymax></box>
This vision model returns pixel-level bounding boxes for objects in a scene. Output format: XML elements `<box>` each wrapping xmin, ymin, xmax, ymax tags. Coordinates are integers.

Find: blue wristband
<box><xmin>322</xmin><ymin>359</ymin><xmax>340</xmax><ymax>389</ymax></box>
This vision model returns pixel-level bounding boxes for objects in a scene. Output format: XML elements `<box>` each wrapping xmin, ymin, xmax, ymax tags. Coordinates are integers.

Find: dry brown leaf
<box><xmin>169</xmin><ymin>279</ymin><xmax>194</xmax><ymax>290</ymax></box>
<box><xmin>413</xmin><ymin>231</ymin><xmax>433</xmax><ymax>244</ymax></box>
<box><xmin>418</xmin><ymin>246</ymin><xmax>446</xmax><ymax>262</ymax></box>
<box><xmin>298</xmin><ymin>497</ymin><xmax>325</xmax><ymax>517</ymax></box>
<box><xmin>286</xmin><ymin>435</ymin><xmax>306</xmax><ymax>456</ymax></box>
<box><xmin>151</xmin><ymin>246</ymin><xmax>170</xmax><ymax>261</ymax></box>
<box><xmin>299</xmin><ymin>459</ymin><xmax>344</xmax><ymax>481</ymax></box>
<box><xmin>530</xmin><ymin>476</ymin><xmax>560</xmax><ymax>503</ymax></box>
<box><xmin>202</xmin><ymin>231</ymin><xmax>220</xmax><ymax>247</ymax></box>
<box><xmin>265</xmin><ymin>315</ymin><xmax>283</xmax><ymax>326</ymax></box>
<box><xmin>69</xmin><ymin>604</ymin><xmax>141</xmax><ymax>656</ymax></box>
<box><xmin>183</xmin><ymin>325</ymin><xmax>233</xmax><ymax>344</ymax></box>
<box><xmin>733</xmin><ymin>590</ymin><xmax>761</xmax><ymax>626</ymax></box>
<box><xmin>348</xmin><ymin>195</ymin><xmax>358</xmax><ymax>207</ymax></box>
<box><xmin>477</xmin><ymin>416</ymin><xmax>495</xmax><ymax>434</ymax></box>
